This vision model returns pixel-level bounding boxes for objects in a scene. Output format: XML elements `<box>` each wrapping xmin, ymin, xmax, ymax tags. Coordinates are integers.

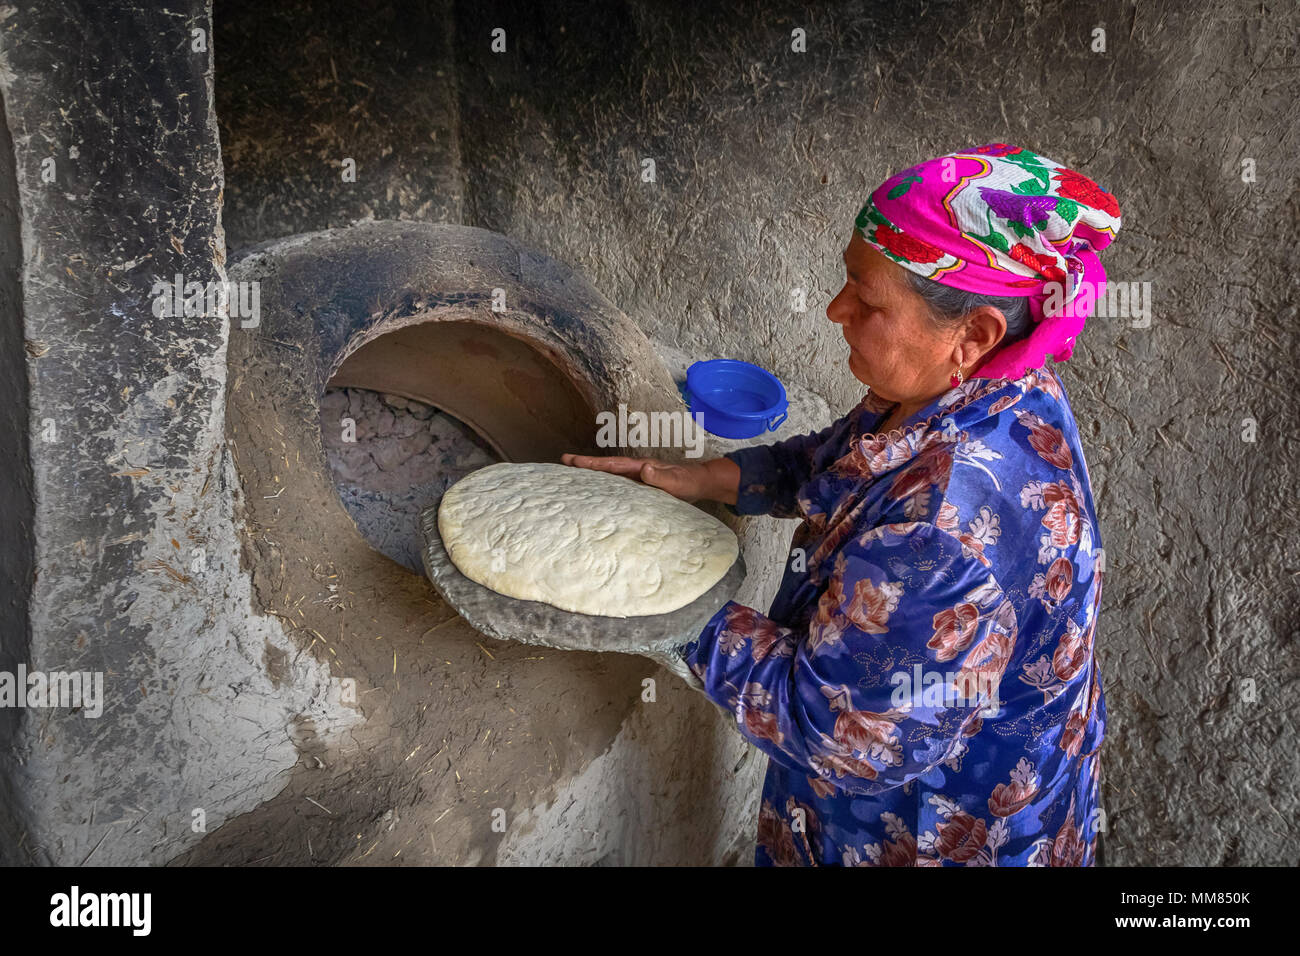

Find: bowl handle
<box><xmin>766</xmin><ymin>410</ymin><xmax>787</xmax><ymax>431</ymax></box>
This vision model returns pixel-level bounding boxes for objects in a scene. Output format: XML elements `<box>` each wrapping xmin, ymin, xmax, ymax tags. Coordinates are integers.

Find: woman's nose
<box><xmin>826</xmin><ymin>287</ymin><xmax>850</xmax><ymax>325</ymax></box>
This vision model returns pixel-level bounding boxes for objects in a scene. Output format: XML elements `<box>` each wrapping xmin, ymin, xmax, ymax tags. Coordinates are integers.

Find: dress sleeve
<box><xmin>723</xmin><ymin>415</ymin><xmax>847</xmax><ymax>518</ymax></box>
<box><xmin>680</xmin><ymin>522</ymin><xmax>1013</xmax><ymax>796</ymax></box>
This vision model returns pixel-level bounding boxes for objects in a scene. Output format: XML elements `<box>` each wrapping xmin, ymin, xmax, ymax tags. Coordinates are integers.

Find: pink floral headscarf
<box><xmin>854</xmin><ymin>143</ymin><xmax>1122</xmax><ymax>380</ymax></box>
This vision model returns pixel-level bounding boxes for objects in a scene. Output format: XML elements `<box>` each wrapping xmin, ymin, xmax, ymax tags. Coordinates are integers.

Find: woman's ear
<box><xmin>961</xmin><ymin>305</ymin><xmax>1008</xmax><ymax>367</ymax></box>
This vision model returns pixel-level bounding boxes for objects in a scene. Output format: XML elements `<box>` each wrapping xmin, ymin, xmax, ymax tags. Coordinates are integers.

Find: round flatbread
<box><xmin>437</xmin><ymin>462</ymin><xmax>738</xmax><ymax>617</ymax></box>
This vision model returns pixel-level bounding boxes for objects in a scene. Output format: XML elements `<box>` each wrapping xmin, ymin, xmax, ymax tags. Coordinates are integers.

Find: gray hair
<box><xmin>904</xmin><ymin>270</ymin><xmax>1033</xmax><ymax>345</ymax></box>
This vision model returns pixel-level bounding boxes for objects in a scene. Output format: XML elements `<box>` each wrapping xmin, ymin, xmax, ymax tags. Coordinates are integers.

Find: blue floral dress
<box><xmin>680</xmin><ymin>367</ymin><xmax>1106</xmax><ymax>866</ymax></box>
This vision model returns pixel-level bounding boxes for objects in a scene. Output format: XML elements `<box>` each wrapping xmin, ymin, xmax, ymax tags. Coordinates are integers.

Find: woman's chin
<box><xmin>846</xmin><ymin>351</ymin><xmax>875</xmax><ymax>388</ymax></box>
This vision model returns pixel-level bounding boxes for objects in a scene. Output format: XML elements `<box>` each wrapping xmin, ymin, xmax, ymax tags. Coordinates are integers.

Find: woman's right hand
<box><xmin>560</xmin><ymin>453</ymin><xmax>714</xmax><ymax>503</ymax></box>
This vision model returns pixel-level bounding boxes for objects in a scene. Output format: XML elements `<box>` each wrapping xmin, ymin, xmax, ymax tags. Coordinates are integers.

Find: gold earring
<box><xmin>949</xmin><ymin>365</ymin><xmax>964</xmax><ymax>388</ymax></box>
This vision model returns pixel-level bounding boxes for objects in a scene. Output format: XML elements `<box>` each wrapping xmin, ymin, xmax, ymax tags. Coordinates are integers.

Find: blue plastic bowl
<box><xmin>684</xmin><ymin>359</ymin><xmax>788</xmax><ymax>439</ymax></box>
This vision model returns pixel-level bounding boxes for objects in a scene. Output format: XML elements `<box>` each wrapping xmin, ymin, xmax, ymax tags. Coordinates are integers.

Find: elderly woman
<box><xmin>565</xmin><ymin>143</ymin><xmax>1119</xmax><ymax>866</ymax></box>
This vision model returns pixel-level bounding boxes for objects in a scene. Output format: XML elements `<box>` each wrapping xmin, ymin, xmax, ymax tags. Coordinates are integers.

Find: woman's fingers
<box><xmin>560</xmin><ymin>453</ymin><xmax>651</xmax><ymax>478</ymax></box>
<box><xmin>560</xmin><ymin>453</ymin><xmax>703</xmax><ymax>502</ymax></box>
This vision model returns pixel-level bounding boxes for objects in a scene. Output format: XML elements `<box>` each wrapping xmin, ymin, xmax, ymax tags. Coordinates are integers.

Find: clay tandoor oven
<box><xmin>202</xmin><ymin>220</ymin><xmax>771</xmax><ymax>865</ymax></box>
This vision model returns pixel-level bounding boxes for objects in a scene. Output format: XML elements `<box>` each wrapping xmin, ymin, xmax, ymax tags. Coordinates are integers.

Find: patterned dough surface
<box><xmin>437</xmin><ymin>462</ymin><xmax>738</xmax><ymax>617</ymax></box>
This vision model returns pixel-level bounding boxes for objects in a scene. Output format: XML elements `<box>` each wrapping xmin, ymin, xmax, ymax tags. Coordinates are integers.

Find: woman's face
<box><xmin>828</xmin><ymin>232</ymin><xmax>965</xmax><ymax>410</ymax></box>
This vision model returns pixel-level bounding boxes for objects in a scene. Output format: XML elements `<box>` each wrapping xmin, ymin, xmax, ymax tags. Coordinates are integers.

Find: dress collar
<box><xmin>830</xmin><ymin>366</ymin><xmax>1057</xmax><ymax>481</ymax></box>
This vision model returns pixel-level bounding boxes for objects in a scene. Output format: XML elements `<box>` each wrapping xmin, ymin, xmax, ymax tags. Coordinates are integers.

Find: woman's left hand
<box><xmin>560</xmin><ymin>453</ymin><xmax>712</xmax><ymax>503</ymax></box>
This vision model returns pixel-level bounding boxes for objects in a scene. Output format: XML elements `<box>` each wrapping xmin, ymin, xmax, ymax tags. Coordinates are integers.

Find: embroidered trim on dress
<box><xmin>860</xmin><ymin>368</ymin><xmax>1039</xmax><ymax>445</ymax></box>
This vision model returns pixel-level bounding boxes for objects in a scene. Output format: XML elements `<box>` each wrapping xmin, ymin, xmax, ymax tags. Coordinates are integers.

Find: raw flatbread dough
<box><xmin>437</xmin><ymin>461</ymin><xmax>738</xmax><ymax>618</ymax></box>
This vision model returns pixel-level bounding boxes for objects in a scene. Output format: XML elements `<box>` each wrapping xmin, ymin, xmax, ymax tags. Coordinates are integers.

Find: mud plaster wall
<box><xmin>214</xmin><ymin>0</ymin><xmax>1300</xmax><ymax>865</ymax></box>
<box><xmin>0</xmin><ymin>0</ymin><xmax>361</xmax><ymax>865</ymax></box>
<box><xmin>0</xmin><ymin>42</ymin><xmax>33</xmax><ymax>853</ymax></box>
